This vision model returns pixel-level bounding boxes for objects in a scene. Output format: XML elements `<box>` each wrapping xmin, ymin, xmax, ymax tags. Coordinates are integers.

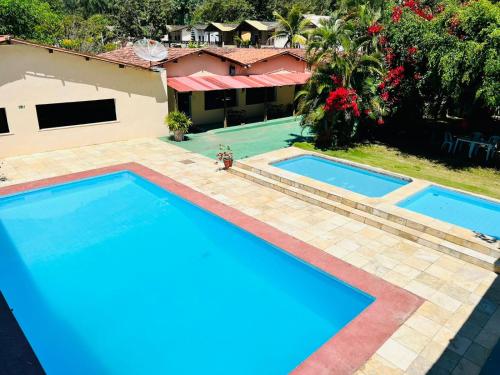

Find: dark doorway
<box><xmin>178</xmin><ymin>92</ymin><xmax>191</xmax><ymax>117</ymax></box>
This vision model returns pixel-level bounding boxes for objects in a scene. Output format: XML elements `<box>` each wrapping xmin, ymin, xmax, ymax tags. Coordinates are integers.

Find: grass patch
<box><xmin>294</xmin><ymin>142</ymin><xmax>500</xmax><ymax>200</ymax></box>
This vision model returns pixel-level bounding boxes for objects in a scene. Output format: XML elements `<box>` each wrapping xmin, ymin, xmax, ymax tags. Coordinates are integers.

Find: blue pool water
<box><xmin>0</xmin><ymin>171</ymin><xmax>374</xmax><ymax>374</ymax></box>
<box><xmin>398</xmin><ymin>186</ymin><xmax>500</xmax><ymax>239</ymax></box>
<box><xmin>273</xmin><ymin>155</ymin><xmax>409</xmax><ymax>197</ymax></box>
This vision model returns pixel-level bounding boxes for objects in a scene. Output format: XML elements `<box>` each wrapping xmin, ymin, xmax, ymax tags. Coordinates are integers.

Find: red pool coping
<box><xmin>0</xmin><ymin>163</ymin><xmax>424</xmax><ymax>374</ymax></box>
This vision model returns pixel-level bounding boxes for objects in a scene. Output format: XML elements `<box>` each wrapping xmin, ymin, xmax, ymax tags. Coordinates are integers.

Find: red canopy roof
<box><xmin>167</xmin><ymin>72</ymin><xmax>311</xmax><ymax>92</ymax></box>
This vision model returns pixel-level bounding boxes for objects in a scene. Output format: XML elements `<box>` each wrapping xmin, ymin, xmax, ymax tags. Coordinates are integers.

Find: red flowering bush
<box><xmin>324</xmin><ymin>87</ymin><xmax>361</xmax><ymax>117</ymax></box>
<box><xmin>367</xmin><ymin>23</ymin><xmax>383</xmax><ymax>35</ymax></box>
<box><xmin>384</xmin><ymin>0</ymin><xmax>499</xmax><ymax>121</ymax></box>
<box><xmin>392</xmin><ymin>0</ymin><xmax>437</xmax><ymax>22</ymax></box>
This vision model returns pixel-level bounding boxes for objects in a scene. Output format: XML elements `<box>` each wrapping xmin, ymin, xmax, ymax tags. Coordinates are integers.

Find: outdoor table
<box><xmin>453</xmin><ymin>137</ymin><xmax>489</xmax><ymax>158</ymax></box>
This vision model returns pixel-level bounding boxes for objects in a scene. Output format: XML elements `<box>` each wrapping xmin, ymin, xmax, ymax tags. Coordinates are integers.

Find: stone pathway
<box><xmin>1</xmin><ymin>138</ymin><xmax>498</xmax><ymax>374</ymax></box>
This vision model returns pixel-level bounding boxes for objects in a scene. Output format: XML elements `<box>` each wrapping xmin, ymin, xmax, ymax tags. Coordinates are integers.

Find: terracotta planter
<box><xmin>173</xmin><ymin>130</ymin><xmax>185</xmax><ymax>142</ymax></box>
<box><xmin>223</xmin><ymin>159</ymin><xmax>233</xmax><ymax>169</ymax></box>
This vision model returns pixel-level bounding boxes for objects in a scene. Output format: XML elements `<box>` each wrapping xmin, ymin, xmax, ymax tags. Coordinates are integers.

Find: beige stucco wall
<box><xmin>166</xmin><ymin>52</ymin><xmax>308</xmax><ymax>78</ymax></box>
<box><xmin>182</xmin><ymin>85</ymin><xmax>296</xmax><ymax>126</ymax></box>
<box><xmin>239</xmin><ymin>55</ymin><xmax>307</xmax><ymax>75</ymax></box>
<box><xmin>165</xmin><ymin>53</ymin><xmax>231</xmax><ymax>77</ymax></box>
<box><xmin>0</xmin><ymin>44</ymin><xmax>168</xmax><ymax>158</ymax></box>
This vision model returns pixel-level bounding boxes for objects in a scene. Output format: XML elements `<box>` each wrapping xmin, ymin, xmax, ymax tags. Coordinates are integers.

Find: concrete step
<box><xmin>229</xmin><ymin>165</ymin><xmax>500</xmax><ymax>273</ymax></box>
<box><xmin>234</xmin><ymin>161</ymin><xmax>500</xmax><ymax>260</ymax></box>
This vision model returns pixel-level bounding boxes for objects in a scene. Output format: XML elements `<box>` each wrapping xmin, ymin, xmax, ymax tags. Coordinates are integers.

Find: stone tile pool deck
<box><xmin>0</xmin><ymin>138</ymin><xmax>499</xmax><ymax>374</ymax></box>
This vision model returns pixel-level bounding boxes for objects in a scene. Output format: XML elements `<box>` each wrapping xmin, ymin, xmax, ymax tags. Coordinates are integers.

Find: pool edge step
<box><xmin>234</xmin><ymin>161</ymin><xmax>500</xmax><ymax>259</ymax></box>
<box><xmin>229</xmin><ymin>165</ymin><xmax>500</xmax><ymax>273</ymax></box>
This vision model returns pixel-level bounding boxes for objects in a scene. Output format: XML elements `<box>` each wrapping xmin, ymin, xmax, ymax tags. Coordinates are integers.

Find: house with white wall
<box><xmin>0</xmin><ymin>36</ymin><xmax>169</xmax><ymax>158</ymax></box>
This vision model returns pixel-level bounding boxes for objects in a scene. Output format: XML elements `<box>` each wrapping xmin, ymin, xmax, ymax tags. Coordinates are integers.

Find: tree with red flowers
<box><xmin>296</xmin><ymin>2</ymin><xmax>390</xmax><ymax>146</ymax></box>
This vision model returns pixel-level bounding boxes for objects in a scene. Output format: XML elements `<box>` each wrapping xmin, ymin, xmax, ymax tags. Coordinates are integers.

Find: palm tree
<box><xmin>296</xmin><ymin>5</ymin><xmax>386</xmax><ymax>147</ymax></box>
<box><xmin>273</xmin><ymin>5</ymin><xmax>312</xmax><ymax>48</ymax></box>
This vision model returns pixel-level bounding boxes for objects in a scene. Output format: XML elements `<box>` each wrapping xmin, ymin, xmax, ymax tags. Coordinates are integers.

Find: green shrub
<box><xmin>385</xmin><ymin>0</ymin><xmax>500</xmax><ymax>118</ymax></box>
<box><xmin>165</xmin><ymin>111</ymin><xmax>192</xmax><ymax>132</ymax></box>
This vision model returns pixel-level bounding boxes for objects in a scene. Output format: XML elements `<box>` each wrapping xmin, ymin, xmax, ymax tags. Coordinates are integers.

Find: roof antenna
<box><xmin>132</xmin><ymin>38</ymin><xmax>168</xmax><ymax>68</ymax></box>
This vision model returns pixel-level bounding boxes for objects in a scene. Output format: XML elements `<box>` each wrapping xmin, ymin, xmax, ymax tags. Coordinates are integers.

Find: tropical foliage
<box><xmin>384</xmin><ymin>0</ymin><xmax>500</xmax><ymax>120</ymax></box>
<box><xmin>0</xmin><ymin>0</ymin><xmax>334</xmax><ymax>52</ymax></box>
<box><xmin>273</xmin><ymin>5</ymin><xmax>312</xmax><ymax>48</ymax></box>
<box><xmin>296</xmin><ymin>2</ymin><xmax>388</xmax><ymax>146</ymax></box>
<box><xmin>295</xmin><ymin>0</ymin><xmax>499</xmax><ymax>148</ymax></box>
<box><xmin>192</xmin><ymin>0</ymin><xmax>255</xmax><ymax>23</ymax></box>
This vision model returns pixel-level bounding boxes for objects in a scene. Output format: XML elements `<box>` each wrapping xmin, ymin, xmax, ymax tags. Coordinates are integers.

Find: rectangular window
<box><xmin>204</xmin><ymin>90</ymin><xmax>237</xmax><ymax>110</ymax></box>
<box><xmin>36</xmin><ymin>99</ymin><xmax>117</xmax><ymax>129</ymax></box>
<box><xmin>246</xmin><ymin>87</ymin><xmax>276</xmax><ymax>105</ymax></box>
<box><xmin>0</xmin><ymin>108</ymin><xmax>9</xmax><ymax>134</ymax></box>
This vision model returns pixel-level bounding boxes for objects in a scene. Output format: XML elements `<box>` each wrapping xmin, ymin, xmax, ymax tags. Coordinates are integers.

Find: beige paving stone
<box><xmin>425</xmin><ymin>263</ymin><xmax>455</xmax><ymax>281</ymax></box>
<box><xmin>377</xmin><ymin>339</ymin><xmax>419</xmax><ymax>371</ymax></box>
<box><xmin>428</xmin><ymin>291</ymin><xmax>463</xmax><ymax>313</ymax></box>
<box><xmin>393</xmin><ymin>264</ymin><xmax>422</xmax><ymax>279</ymax></box>
<box><xmin>405</xmin><ymin>356</ymin><xmax>435</xmax><ymax>375</ymax></box>
<box><xmin>335</xmin><ymin>238</ymin><xmax>361</xmax><ymax>252</ymax></box>
<box><xmin>415</xmin><ymin>271</ymin><xmax>445</xmax><ymax>290</ymax></box>
<box><xmin>419</xmin><ymin>340</ymin><xmax>447</xmax><ymax>364</ymax></box>
<box><xmin>393</xmin><ymin>325</ymin><xmax>431</xmax><ymax>354</ymax></box>
<box><xmin>439</xmin><ymin>283</ymin><xmax>472</xmax><ymax>304</ymax></box>
<box><xmin>402</xmin><ymin>256</ymin><xmax>432</xmax><ymax>272</ymax></box>
<box><xmin>383</xmin><ymin>270</ymin><xmax>414</xmax><ymax>288</ymax></box>
<box><xmin>416</xmin><ymin>301</ymin><xmax>453</xmax><ymax>325</ymax></box>
<box><xmin>358</xmin><ymin>354</ymin><xmax>404</xmax><ymax>375</ymax></box>
<box><xmin>406</xmin><ymin>280</ymin><xmax>438</xmax><ymax>300</ymax></box>
<box><xmin>405</xmin><ymin>314</ymin><xmax>442</xmax><ymax>338</ymax></box>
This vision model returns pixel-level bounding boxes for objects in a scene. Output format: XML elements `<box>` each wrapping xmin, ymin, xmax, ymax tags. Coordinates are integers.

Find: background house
<box><xmin>234</xmin><ymin>21</ymin><xmax>279</xmax><ymax>47</ymax></box>
<box><xmin>162</xmin><ymin>25</ymin><xmax>219</xmax><ymax>46</ymax></box>
<box><xmin>204</xmin><ymin>23</ymin><xmax>239</xmax><ymax>47</ymax></box>
<box><xmin>0</xmin><ymin>36</ymin><xmax>168</xmax><ymax>158</ymax></box>
<box><xmin>101</xmin><ymin>46</ymin><xmax>309</xmax><ymax>128</ymax></box>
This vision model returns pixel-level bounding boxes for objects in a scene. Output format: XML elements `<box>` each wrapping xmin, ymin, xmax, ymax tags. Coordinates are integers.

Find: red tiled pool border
<box><xmin>0</xmin><ymin>163</ymin><xmax>424</xmax><ymax>374</ymax></box>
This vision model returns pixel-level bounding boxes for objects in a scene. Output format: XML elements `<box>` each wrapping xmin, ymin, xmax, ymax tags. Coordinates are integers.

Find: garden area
<box><xmin>291</xmin><ymin>0</ymin><xmax>499</xmax><ymax>198</ymax></box>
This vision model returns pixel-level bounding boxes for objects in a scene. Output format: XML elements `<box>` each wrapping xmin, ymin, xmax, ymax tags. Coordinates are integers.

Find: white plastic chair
<box><xmin>441</xmin><ymin>132</ymin><xmax>454</xmax><ymax>153</ymax></box>
<box><xmin>485</xmin><ymin>136</ymin><xmax>500</xmax><ymax>161</ymax></box>
<box><xmin>468</xmin><ymin>132</ymin><xmax>484</xmax><ymax>158</ymax></box>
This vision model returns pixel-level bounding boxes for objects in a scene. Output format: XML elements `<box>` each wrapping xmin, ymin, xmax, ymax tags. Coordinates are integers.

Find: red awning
<box><xmin>167</xmin><ymin>72</ymin><xmax>311</xmax><ymax>92</ymax></box>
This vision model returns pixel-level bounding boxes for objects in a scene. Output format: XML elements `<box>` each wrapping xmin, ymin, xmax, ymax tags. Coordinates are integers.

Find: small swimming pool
<box><xmin>273</xmin><ymin>155</ymin><xmax>410</xmax><ymax>197</ymax></box>
<box><xmin>398</xmin><ymin>186</ymin><xmax>500</xmax><ymax>239</ymax></box>
<box><xmin>0</xmin><ymin>170</ymin><xmax>374</xmax><ymax>374</ymax></box>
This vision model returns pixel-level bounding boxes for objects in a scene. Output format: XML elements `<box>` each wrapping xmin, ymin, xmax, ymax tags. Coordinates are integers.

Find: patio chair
<box><xmin>441</xmin><ymin>132</ymin><xmax>454</xmax><ymax>153</ymax></box>
<box><xmin>467</xmin><ymin>132</ymin><xmax>484</xmax><ymax>158</ymax></box>
<box><xmin>485</xmin><ymin>135</ymin><xmax>500</xmax><ymax>161</ymax></box>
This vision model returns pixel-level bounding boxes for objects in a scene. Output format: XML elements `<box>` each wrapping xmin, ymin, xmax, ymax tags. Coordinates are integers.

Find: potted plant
<box><xmin>217</xmin><ymin>144</ymin><xmax>234</xmax><ymax>169</ymax></box>
<box><xmin>165</xmin><ymin>111</ymin><xmax>192</xmax><ymax>142</ymax></box>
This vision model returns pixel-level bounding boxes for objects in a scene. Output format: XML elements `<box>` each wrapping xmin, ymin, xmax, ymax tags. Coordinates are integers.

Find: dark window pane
<box><xmin>246</xmin><ymin>87</ymin><xmax>276</xmax><ymax>105</ymax></box>
<box><xmin>36</xmin><ymin>99</ymin><xmax>117</xmax><ymax>129</ymax></box>
<box><xmin>0</xmin><ymin>108</ymin><xmax>9</xmax><ymax>134</ymax></box>
<box><xmin>204</xmin><ymin>90</ymin><xmax>237</xmax><ymax>110</ymax></box>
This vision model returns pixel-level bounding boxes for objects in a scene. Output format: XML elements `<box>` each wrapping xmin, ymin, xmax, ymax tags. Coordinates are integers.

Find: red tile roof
<box><xmin>98</xmin><ymin>46</ymin><xmax>306</xmax><ymax>67</ymax></box>
<box><xmin>167</xmin><ymin>72</ymin><xmax>311</xmax><ymax>92</ymax></box>
<box><xmin>0</xmin><ymin>36</ymin><xmax>152</xmax><ymax>70</ymax></box>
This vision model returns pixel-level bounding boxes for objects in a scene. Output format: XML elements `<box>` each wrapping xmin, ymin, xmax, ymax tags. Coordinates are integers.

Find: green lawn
<box><xmin>294</xmin><ymin>142</ymin><xmax>500</xmax><ymax>200</ymax></box>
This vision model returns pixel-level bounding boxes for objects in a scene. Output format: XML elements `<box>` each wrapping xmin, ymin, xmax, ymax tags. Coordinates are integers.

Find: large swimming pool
<box><xmin>273</xmin><ymin>155</ymin><xmax>410</xmax><ymax>197</ymax></box>
<box><xmin>398</xmin><ymin>186</ymin><xmax>500</xmax><ymax>239</ymax></box>
<box><xmin>0</xmin><ymin>171</ymin><xmax>374</xmax><ymax>374</ymax></box>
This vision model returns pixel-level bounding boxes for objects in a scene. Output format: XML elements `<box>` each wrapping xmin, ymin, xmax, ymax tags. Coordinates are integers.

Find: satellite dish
<box><xmin>133</xmin><ymin>38</ymin><xmax>168</xmax><ymax>65</ymax></box>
